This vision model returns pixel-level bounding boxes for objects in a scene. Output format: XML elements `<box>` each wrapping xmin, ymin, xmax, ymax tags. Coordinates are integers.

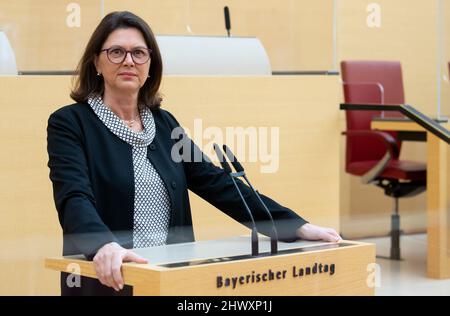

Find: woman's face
<box><xmin>95</xmin><ymin>27</ymin><xmax>150</xmax><ymax>97</ymax></box>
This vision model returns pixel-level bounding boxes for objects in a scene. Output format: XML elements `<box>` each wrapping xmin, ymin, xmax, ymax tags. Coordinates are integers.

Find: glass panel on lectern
<box><xmin>336</xmin><ymin>0</ymin><xmax>429</xmax><ymax>241</ymax></box>
<box><xmin>102</xmin><ymin>0</ymin><xmax>337</xmax><ymax>74</ymax></box>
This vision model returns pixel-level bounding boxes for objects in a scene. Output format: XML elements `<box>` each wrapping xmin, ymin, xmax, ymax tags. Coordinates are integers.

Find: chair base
<box><xmin>376</xmin><ymin>255</ymin><xmax>404</xmax><ymax>261</ymax></box>
<box><xmin>390</xmin><ymin>213</ymin><xmax>401</xmax><ymax>260</ymax></box>
<box><xmin>373</xmin><ymin>180</ymin><xmax>426</xmax><ymax>261</ymax></box>
<box><xmin>377</xmin><ymin>214</ymin><xmax>404</xmax><ymax>261</ymax></box>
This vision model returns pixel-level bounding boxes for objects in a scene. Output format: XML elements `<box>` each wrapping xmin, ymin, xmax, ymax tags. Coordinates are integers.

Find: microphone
<box><xmin>222</xmin><ymin>144</ymin><xmax>279</xmax><ymax>255</ymax></box>
<box><xmin>224</xmin><ymin>6</ymin><xmax>231</xmax><ymax>37</ymax></box>
<box><xmin>213</xmin><ymin>143</ymin><xmax>258</xmax><ymax>256</ymax></box>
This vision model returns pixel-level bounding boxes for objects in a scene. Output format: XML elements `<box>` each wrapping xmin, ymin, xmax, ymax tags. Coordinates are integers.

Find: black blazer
<box><xmin>47</xmin><ymin>102</ymin><xmax>308</xmax><ymax>295</ymax></box>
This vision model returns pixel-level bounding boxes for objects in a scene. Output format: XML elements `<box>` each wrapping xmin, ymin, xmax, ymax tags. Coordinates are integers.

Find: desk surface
<box><xmin>372</xmin><ymin>120</ymin><xmax>426</xmax><ymax>132</ymax></box>
<box><xmin>64</xmin><ymin>236</ymin><xmax>347</xmax><ymax>267</ymax></box>
<box><xmin>372</xmin><ymin>119</ymin><xmax>450</xmax><ymax>131</ymax></box>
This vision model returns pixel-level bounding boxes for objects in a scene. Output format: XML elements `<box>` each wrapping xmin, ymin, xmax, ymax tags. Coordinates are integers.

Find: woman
<box><xmin>47</xmin><ymin>11</ymin><xmax>341</xmax><ymax>296</ymax></box>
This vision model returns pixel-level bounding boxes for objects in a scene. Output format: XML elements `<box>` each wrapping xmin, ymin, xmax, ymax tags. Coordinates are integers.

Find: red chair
<box><xmin>341</xmin><ymin>60</ymin><xmax>426</xmax><ymax>260</ymax></box>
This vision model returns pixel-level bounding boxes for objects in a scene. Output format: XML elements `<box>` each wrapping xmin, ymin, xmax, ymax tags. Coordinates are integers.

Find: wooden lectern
<box><xmin>45</xmin><ymin>236</ymin><xmax>375</xmax><ymax>296</ymax></box>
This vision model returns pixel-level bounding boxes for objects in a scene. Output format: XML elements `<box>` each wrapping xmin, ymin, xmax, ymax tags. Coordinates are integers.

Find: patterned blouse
<box><xmin>88</xmin><ymin>95</ymin><xmax>171</xmax><ymax>248</ymax></box>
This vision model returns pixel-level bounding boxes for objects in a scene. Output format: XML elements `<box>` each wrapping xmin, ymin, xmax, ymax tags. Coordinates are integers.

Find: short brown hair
<box><xmin>71</xmin><ymin>11</ymin><xmax>163</xmax><ymax>109</ymax></box>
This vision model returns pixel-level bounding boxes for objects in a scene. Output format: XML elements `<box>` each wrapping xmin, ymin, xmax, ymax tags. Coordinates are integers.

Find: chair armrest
<box><xmin>342</xmin><ymin>130</ymin><xmax>399</xmax><ymax>184</ymax></box>
<box><xmin>342</xmin><ymin>130</ymin><xmax>400</xmax><ymax>159</ymax></box>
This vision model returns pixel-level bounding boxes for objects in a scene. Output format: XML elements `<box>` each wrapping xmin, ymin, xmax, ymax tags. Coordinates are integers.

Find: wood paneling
<box><xmin>45</xmin><ymin>241</ymin><xmax>376</xmax><ymax>296</ymax></box>
<box><xmin>0</xmin><ymin>0</ymin><xmax>101</xmax><ymax>71</ymax></box>
<box><xmin>427</xmin><ymin>133</ymin><xmax>450</xmax><ymax>278</ymax></box>
<box><xmin>337</xmin><ymin>0</ymin><xmax>438</xmax><ymax>115</ymax></box>
<box><xmin>442</xmin><ymin>0</ymin><xmax>450</xmax><ymax>117</ymax></box>
<box><xmin>0</xmin><ymin>76</ymin><xmax>72</xmax><ymax>295</ymax></box>
<box><xmin>104</xmin><ymin>0</ymin><xmax>334</xmax><ymax>71</ymax></box>
<box><xmin>0</xmin><ymin>0</ymin><xmax>334</xmax><ymax>72</ymax></box>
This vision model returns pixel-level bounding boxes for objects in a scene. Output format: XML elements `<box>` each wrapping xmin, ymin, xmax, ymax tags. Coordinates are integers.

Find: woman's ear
<box><xmin>94</xmin><ymin>56</ymin><xmax>100</xmax><ymax>74</ymax></box>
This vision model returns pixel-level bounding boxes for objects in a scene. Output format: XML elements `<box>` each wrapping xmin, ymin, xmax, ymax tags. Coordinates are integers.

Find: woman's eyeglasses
<box><xmin>100</xmin><ymin>46</ymin><xmax>152</xmax><ymax>64</ymax></box>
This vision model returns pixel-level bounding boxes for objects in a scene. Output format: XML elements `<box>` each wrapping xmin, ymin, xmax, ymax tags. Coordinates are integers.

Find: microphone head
<box><xmin>223</xmin><ymin>144</ymin><xmax>244</xmax><ymax>172</ymax></box>
<box><xmin>213</xmin><ymin>143</ymin><xmax>232</xmax><ymax>174</ymax></box>
<box><xmin>224</xmin><ymin>6</ymin><xmax>231</xmax><ymax>30</ymax></box>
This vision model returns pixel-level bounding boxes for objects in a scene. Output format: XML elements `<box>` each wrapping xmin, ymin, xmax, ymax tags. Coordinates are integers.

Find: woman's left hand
<box><xmin>297</xmin><ymin>223</ymin><xmax>342</xmax><ymax>242</ymax></box>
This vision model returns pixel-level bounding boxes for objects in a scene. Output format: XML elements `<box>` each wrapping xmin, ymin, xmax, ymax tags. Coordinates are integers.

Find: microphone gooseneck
<box><xmin>214</xmin><ymin>143</ymin><xmax>259</xmax><ymax>256</ymax></box>
<box><xmin>222</xmin><ymin>144</ymin><xmax>279</xmax><ymax>255</ymax></box>
<box><xmin>224</xmin><ymin>6</ymin><xmax>231</xmax><ymax>37</ymax></box>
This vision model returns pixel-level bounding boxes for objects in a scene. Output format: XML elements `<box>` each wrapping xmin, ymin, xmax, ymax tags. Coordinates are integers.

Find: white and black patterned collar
<box><xmin>87</xmin><ymin>95</ymin><xmax>155</xmax><ymax>148</ymax></box>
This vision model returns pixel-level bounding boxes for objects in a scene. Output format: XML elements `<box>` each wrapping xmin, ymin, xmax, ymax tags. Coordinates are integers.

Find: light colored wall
<box><xmin>160</xmin><ymin>76</ymin><xmax>341</xmax><ymax>240</ymax></box>
<box><xmin>337</xmin><ymin>0</ymin><xmax>438</xmax><ymax>115</ymax></box>
<box><xmin>0</xmin><ymin>77</ymin><xmax>70</xmax><ymax>295</ymax></box>
<box><xmin>0</xmin><ymin>0</ymin><xmax>101</xmax><ymax>71</ymax></box>
<box><xmin>442</xmin><ymin>0</ymin><xmax>450</xmax><ymax>117</ymax></box>
<box><xmin>104</xmin><ymin>0</ymin><xmax>334</xmax><ymax>71</ymax></box>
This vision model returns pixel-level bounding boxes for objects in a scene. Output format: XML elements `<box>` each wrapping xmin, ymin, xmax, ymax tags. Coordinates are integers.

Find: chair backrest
<box><xmin>341</xmin><ymin>60</ymin><xmax>404</xmax><ymax>168</ymax></box>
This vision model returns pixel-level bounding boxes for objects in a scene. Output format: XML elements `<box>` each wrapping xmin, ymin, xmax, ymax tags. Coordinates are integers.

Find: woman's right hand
<box><xmin>93</xmin><ymin>242</ymin><xmax>148</xmax><ymax>292</ymax></box>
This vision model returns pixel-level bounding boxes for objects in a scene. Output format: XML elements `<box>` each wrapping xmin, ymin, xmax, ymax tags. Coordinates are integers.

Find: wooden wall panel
<box><xmin>337</xmin><ymin>0</ymin><xmax>438</xmax><ymax>115</ymax></box>
<box><xmin>442</xmin><ymin>0</ymin><xmax>450</xmax><ymax>117</ymax></box>
<box><xmin>0</xmin><ymin>77</ymin><xmax>72</xmax><ymax>295</ymax></box>
<box><xmin>0</xmin><ymin>0</ymin><xmax>334</xmax><ymax>72</ymax></box>
<box><xmin>0</xmin><ymin>0</ymin><xmax>101</xmax><ymax>71</ymax></box>
<box><xmin>104</xmin><ymin>0</ymin><xmax>334</xmax><ymax>71</ymax></box>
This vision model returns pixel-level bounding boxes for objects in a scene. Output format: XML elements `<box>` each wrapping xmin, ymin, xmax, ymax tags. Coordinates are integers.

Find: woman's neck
<box><xmin>103</xmin><ymin>90</ymin><xmax>140</xmax><ymax>121</ymax></box>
